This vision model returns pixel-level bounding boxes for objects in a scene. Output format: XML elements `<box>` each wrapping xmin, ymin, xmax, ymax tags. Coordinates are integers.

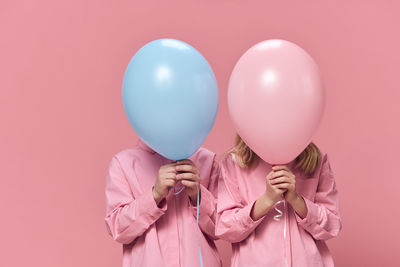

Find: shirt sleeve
<box><xmin>295</xmin><ymin>153</ymin><xmax>342</xmax><ymax>241</ymax></box>
<box><xmin>105</xmin><ymin>156</ymin><xmax>167</xmax><ymax>244</ymax></box>
<box><xmin>189</xmin><ymin>157</ymin><xmax>219</xmax><ymax>240</ymax></box>
<box><xmin>215</xmin><ymin>156</ymin><xmax>265</xmax><ymax>243</ymax></box>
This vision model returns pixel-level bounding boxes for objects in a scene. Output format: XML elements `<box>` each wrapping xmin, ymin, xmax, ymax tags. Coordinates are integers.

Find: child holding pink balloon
<box><xmin>216</xmin><ymin>137</ymin><xmax>341</xmax><ymax>266</ymax></box>
<box><xmin>216</xmin><ymin>40</ymin><xmax>342</xmax><ymax>266</ymax></box>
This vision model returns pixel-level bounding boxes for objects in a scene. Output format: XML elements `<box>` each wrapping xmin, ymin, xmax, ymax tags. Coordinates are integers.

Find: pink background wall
<box><xmin>1</xmin><ymin>0</ymin><xmax>399</xmax><ymax>266</ymax></box>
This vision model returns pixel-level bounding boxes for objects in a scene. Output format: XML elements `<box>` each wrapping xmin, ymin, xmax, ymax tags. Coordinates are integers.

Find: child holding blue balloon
<box><xmin>105</xmin><ymin>39</ymin><xmax>221</xmax><ymax>267</ymax></box>
<box><xmin>105</xmin><ymin>140</ymin><xmax>221</xmax><ymax>267</ymax></box>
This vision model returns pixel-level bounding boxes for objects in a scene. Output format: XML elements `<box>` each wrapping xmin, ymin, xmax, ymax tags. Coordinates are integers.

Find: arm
<box><xmin>105</xmin><ymin>156</ymin><xmax>167</xmax><ymax>244</ymax></box>
<box><xmin>250</xmin><ymin>193</ymin><xmax>277</xmax><ymax>221</ymax></box>
<box><xmin>215</xmin><ymin>158</ymin><xmax>266</xmax><ymax>243</ymax></box>
<box><xmin>294</xmin><ymin>154</ymin><xmax>342</xmax><ymax>240</ymax></box>
<box><xmin>288</xmin><ymin>195</ymin><xmax>308</xmax><ymax>219</ymax></box>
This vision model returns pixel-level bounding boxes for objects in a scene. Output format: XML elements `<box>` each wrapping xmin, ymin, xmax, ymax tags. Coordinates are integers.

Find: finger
<box><xmin>176</xmin><ymin>173</ymin><xmax>199</xmax><ymax>182</ymax></box>
<box><xmin>164</xmin><ymin>179</ymin><xmax>177</xmax><ymax>187</ymax></box>
<box><xmin>162</xmin><ymin>162</ymin><xmax>177</xmax><ymax>168</ymax></box>
<box><xmin>271</xmin><ymin>185</ymin><xmax>287</xmax><ymax>194</ymax></box>
<box><xmin>270</xmin><ymin>176</ymin><xmax>291</xmax><ymax>185</ymax></box>
<box><xmin>270</xmin><ymin>170</ymin><xmax>290</xmax><ymax>179</ymax></box>
<box><xmin>162</xmin><ymin>166</ymin><xmax>178</xmax><ymax>173</ymax></box>
<box><xmin>272</xmin><ymin>165</ymin><xmax>290</xmax><ymax>171</ymax></box>
<box><xmin>175</xmin><ymin>164</ymin><xmax>198</xmax><ymax>174</ymax></box>
<box><xmin>275</xmin><ymin>187</ymin><xmax>287</xmax><ymax>194</ymax></box>
<box><xmin>163</xmin><ymin>173</ymin><xmax>177</xmax><ymax>179</ymax></box>
<box><xmin>176</xmin><ymin>159</ymin><xmax>193</xmax><ymax>165</ymax></box>
<box><xmin>266</xmin><ymin>170</ymin><xmax>275</xmax><ymax>179</ymax></box>
<box><xmin>181</xmin><ymin>180</ymin><xmax>198</xmax><ymax>189</ymax></box>
<box><xmin>274</xmin><ymin>182</ymin><xmax>290</xmax><ymax>190</ymax></box>
<box><xmin>272</xmin><ymin>166</ymin><xmax>294</xmax><ymax>177</ymax></box>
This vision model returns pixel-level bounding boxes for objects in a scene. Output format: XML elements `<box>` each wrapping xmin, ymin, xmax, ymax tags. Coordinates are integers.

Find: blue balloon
<box><xmin>122</xmin><ymin>39</ymin><xmax>219</xmax><ymax>160</ymax></box>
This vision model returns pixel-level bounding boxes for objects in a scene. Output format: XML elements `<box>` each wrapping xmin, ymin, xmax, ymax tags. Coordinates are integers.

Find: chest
<box><xmin>238</xmin><ymin>163</ymin><xmax>319</xmax><ymax>203</ymax></box>
<box><xmin>124</xmin><ymin>153</ymin><xmax>212</xmax><ymax>197</ymax></box>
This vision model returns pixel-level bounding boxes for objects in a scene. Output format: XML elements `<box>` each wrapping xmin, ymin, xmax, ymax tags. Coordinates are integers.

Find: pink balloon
<box><xmin>228</xmin><ymin>39</ymin><xmax>325</xmax><ymax>164</ymax></box>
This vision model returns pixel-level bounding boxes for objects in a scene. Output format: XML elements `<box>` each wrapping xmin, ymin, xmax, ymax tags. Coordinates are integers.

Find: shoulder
<box><xmin>219</xmin><ymin>150</ymin><xmax>242</xmax><ymax>174</ymax></box>
<box><xmin>109</xmin><ymin>146</ymin><xmax>143</xmax><ymax>169</ymax></box>
<box><xmin>320</xmin><ymin>151</ymin><xmax>328</xmax><ymax>162</ymax></box>
<box><xmin>315</xmin><ymin>150</ymin><xmax>335</xmax><ymax>180</ymax></box>
<box><xmin>114</xmin><ymin>147</ymin><xmax>140</xmax><ymax>160</ymax></box>
<box><xmin>319</xmin><ymin>151</ymin><xmax>330</xmax><ymax>170</ymax></box>
<box><xmin>194</xmin><ymin>147</ymin><xmax>216</xmax><ymax>159</ymax></box>
<box><xmin>190</xmin><ymin>147</ymin><xmax>218</xmax><ymax>167</ymax></box>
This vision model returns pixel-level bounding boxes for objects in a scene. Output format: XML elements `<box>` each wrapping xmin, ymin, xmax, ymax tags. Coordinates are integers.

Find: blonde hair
<box><xmin>232</xmin><ymin>134</ymin><xmax>321</xmax><ymax>175</ymax></box>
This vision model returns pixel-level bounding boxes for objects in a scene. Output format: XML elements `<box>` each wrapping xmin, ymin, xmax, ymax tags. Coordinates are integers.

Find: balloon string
<box><xmin>196</xmin><ymin>184</ymin><xmax>203</xmax><ymax>267</ymax></box>
<box><xmin>172</xmin><ymin>183</ymin><xmax>203</xmax><ymax>267</ymax></box>
<box><xmin>173</xmin><ymin>184</ymin><xmax>185</xmax><ymax>195</ymax></box>
<box><xmin>274</xmin><ymin>200</ymin><xmax>289</xmax><ymax>267</ymax></box>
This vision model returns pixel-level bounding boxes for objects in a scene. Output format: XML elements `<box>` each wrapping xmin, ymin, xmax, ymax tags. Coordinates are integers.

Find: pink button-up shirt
<box><xmin>105</xmin><ymin>140</ymin><xmax>221</xmax><ymax>267</ymax></box>
<box><xmin>216</xmin><ymin>152</ymin><xmax>342</xmax><ymax>267</ymax></box>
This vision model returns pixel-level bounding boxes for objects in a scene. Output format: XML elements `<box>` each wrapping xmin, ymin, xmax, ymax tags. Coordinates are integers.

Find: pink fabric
<box><xmin>105</xmin><ymin>140</ymin><xmax>221</xmax><ymax>267</ymax></box>
<box><xmin>216</xmin><ymin>152</ymin><xmax>341</xmax><ymax>267</ymax></box>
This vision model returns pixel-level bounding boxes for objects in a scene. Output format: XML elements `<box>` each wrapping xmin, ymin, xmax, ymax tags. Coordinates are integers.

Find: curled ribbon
<box><xmin>274</xmin><ymin>200</ymin><xmax>284</xmax><ymax>221</ymax></box>
<box><xmin>274</xmin><ymin>200</ymin><xmax>289</xmax><ymax>267</ymax></box>
<box><xmin>173</xmin><ymin>181</ymin><xmax>185</xmax><ymax>195</ymax></box>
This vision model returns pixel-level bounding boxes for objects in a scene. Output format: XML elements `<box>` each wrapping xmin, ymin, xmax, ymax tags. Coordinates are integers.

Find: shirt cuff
<box><xmin>190</xmin><ymin>184</ymin><xmax>215</xmax><ymax>217</ymax></box>
<box><xmin>138</xmin><ymin>187</ymin><xmax>167</xmax><ymax>223</ymax></box>
<box><xmin>240</xmin><ymin>200</ymin><xmax>265</xmax><ymax>228</ymax></box>
<box><xmin>294</xmin><ymin>196</ymin><xmax>317</xmax><ymax>228</ymax></box>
